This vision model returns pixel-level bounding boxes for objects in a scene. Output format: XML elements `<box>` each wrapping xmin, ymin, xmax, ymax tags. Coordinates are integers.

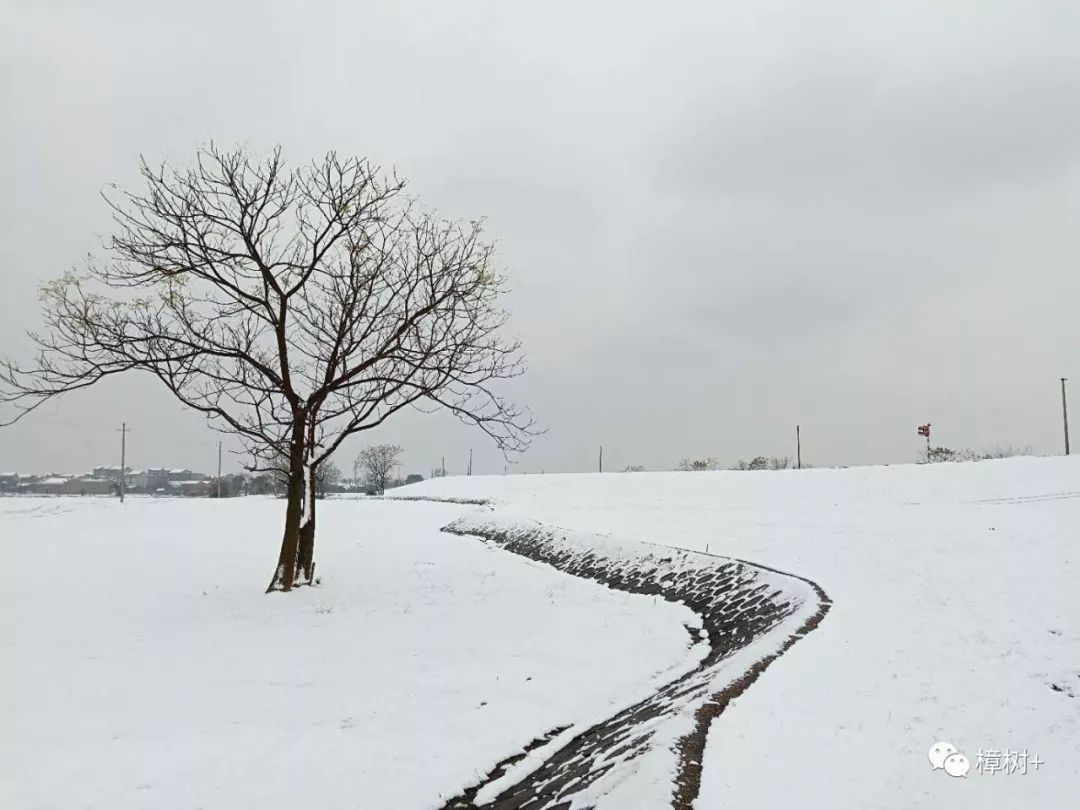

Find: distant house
<box><xmin>168</xmin><ymin>468</ymin><xmax>208</xmax><ymax>483</ymax></box>
<box><xmin>146</xmin><ymin>468</ymin><xmax>170</xmax><ymax>491</ymax></box>
<box><xmin>68</xmin><ymin>478</ymin><xmax>117</xmax><ymax>496</ymax></box>
<box><xmin>15</xmin><ymin>474</ymin><xmax>41</xmax><ymax>493</ymax></box>
<box><xmin>5</xmin><ymin>464</ymin><xmax>214</xmax><ymax>497</ymax></box>
<box><xmin>33</xmin><ymin>477</ymin><xmax>73</xmax><ymax>495</ymax></box>
<box><xmin>92</xmin><ymin>466</ymin><xmax>130</xmax><ymax>482</ymax></box>
<box><xmin>26</xmin><ymin>477</ymin><xmax>115</xmax><ymax>496</ymax></box>
<box><xmin>91</xmin><ymin>465</ymin><xmax>149</xmax><ymax>492</ymax></box>
<box><xmin>175</xmin><ymin>479</ymin><xmax>210</xmax><ymax>497</ymax></box>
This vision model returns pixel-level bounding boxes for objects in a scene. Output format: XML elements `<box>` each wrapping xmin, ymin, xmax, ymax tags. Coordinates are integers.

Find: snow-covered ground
<box><xmin>397</xmin><ymin>456</ymin><xmax>1080</xmax><ymax>808</ymax></box>
<box><xmin>4</xmin><ymin>457</ymin><xmax>1076</xmax><ymax>809</ymax></box>
<box><xmin>0</xmin><ymin>497</ymin><xmax>699</xmax><ymax>810</ymax></box>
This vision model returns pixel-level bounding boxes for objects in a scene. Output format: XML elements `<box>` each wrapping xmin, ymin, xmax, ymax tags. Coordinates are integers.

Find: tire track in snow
<box><xmin>961</xmin><ymin>490</ymin><xmax>1080</xmax><ymax>505</ymax></box>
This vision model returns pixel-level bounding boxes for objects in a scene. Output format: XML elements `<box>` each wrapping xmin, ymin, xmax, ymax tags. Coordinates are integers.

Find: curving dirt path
<box><xmin>431</xmin><ymin>512</ymin><xmax>832</xmax><ymax>810</ymax></box>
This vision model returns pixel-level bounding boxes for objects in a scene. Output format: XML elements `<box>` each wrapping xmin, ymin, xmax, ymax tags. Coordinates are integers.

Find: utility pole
<box><xmin>1063</xmin><ymin>378</ymin><xmax>1071</xmax><ymax>456</ymax></box>
<box><xmin>796</xmin><ymin>425</ymin><xmax>801</xmax><ymax>470</ymax></box>
<box><xmin>599</xmin><ymin>445</ymin><xmax>603</xmax><ymax>473</ymax></box>
<box><xmin>217</xmin><ymin>441</ymin><xmax>223</xmax><ymax>498</ymax></box>
<box><xmin>468</xmin><ymin>448</ymin><xmax>473</xmax><ymax>476</ymax></box>
<box><xmin>441</xmin><ymin>456</ymin><xmax>446</xmax><ymax>477</ymax></box>
<box><xmin>117</xmin><ymin>422</ymin><xmax>128</xmax><ymax>503</ymax></box>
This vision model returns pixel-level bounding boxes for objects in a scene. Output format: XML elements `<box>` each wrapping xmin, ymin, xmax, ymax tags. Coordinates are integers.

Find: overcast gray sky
<box><xmin>2</xmin><ymin>0</ymin><xmax>1078</xmax><ymax>476</ymax></box>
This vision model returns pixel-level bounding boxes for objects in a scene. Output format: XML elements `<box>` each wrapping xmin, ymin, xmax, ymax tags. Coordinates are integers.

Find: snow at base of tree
<box><xmin>0</xmin><ymin>498</ymin><xmax>697</xmax><ymax>809</ymax></box>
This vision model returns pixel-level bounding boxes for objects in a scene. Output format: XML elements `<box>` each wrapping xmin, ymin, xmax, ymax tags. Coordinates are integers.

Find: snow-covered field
<box><xmin>4</xmin><ymin>457</ymin><xmax>1077</xmax><ymax>809</ymax></box>
<box><xmin>398</xmin><ymin>456</ymin><xmax>1080</xmax><ymax>808</ymax></box>
<box><xmin>0</xmin><ymin>497</ymin><xmax>699</xmax><ymax>810</ymax></box>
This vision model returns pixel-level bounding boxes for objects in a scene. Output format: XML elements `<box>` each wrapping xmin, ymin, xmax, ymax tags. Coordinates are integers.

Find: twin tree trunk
<box><xmin>266</xmin><ymin>421</ymin><xmax>317</xmax><ymax>593</ymax></box>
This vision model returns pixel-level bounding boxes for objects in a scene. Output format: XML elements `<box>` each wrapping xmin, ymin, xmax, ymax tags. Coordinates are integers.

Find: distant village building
<box><xmin>92</xmin><ymin>465</ymin><xmax>130</xmax><ymax>482</ymax></box>
<box><xmin>174</xmin><ymin>479</ymin><xmax>210</xmax><ymax>497</ymax></box>
<box><xmin>146</xmin><ymin>468</ymin><xmax>170</xmax><ymax>491</ymax></box>
<box><xmin>34</xmin><ymin>477</ymin><xmax>72</xmax><ymax>495</ymax></box>
<box><xmin>168</xmin><ymin>469</ymin><xmax>208</xmax><ymax>483</ymax></box>
<box><xmin>24</xmin><ymin>476</ymin><xmax>116</xmax><ymax>496</ymax></box>
<box><xmin>1</xmin><ymin>462</ymin><xmax>226</xmax><ymax>498</ymax></box>
<box><xmin>69</xmin><ymin>478</ymin><xmax>117</xmax><ymax>496</ymax></box>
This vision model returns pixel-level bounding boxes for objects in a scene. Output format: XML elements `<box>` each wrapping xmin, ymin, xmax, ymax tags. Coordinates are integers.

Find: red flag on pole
<box><xmin>917</xmin><ymin>424</ymin><xmax>931</xmax><ymax>438</ymax></box>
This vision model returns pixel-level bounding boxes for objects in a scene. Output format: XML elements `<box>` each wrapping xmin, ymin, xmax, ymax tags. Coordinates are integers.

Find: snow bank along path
<box><xmin>429</xmin><ymin>511</ymin><xmax>831</xmax><ymax>809</ymax></box>
<box><xmin>397</xmin><ymin>457</ymin><xmax>1080</xmax><ymax>810</ymax></box>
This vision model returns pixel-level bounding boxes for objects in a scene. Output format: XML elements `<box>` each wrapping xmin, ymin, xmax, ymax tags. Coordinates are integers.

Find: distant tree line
<box><xmin>208</xmin><ymin>462</ymin><xmax>342</xmax><ymax>498</ymax></box>
<box><xmin>211</xmin><ymin>442</ymin><xmax>421</xmax><ymax>498</ymax></box>
<box><xmin>668</xmin><ymin>444</ymin><xmax>1032</xmax><ymax>471</ymax></box>
<box><xmin>675</xmin><ymin>456</ymin><xmax>795</xmax><ymax>471</ymax></box>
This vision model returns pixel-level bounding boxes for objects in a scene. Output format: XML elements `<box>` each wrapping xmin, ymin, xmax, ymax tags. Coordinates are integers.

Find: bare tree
<box><xmin>356</xmin><ymin>444</ymin><xmax>403</xmax><ymax>494</ymax></box>
<box><xmin>0</xmin><ymin>144</ymin><xmax>535</xmax><ymax>592</ymax></box>
<box><xmin>315</xmin><ymin>460</ymin><xmax>341</xmax><ymax>498</ymax></box>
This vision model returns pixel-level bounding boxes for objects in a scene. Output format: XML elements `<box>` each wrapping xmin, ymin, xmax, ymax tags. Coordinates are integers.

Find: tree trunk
<box><xmin>295</xmin><ymin>463</ymin><xmax>317</xmax><ymax>586</ymax></box>
<box><xmin>266</xmin><ymin>423</ymin><xmax>306</xmax><ymax>593</ymax></box>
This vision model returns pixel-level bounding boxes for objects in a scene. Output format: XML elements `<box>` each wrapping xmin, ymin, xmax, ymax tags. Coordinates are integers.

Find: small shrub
<box><xmin>924</xmin><ymin>446</ymin><xmax>959</xmax><ymax>463</ymax></box>
<box><xmin>677</xmin><ymin>458</ymin><xmax>721</xmax><ymax>471</ymax></box>
<box><xmin>979</xmin><ymin>445</ymin><xmax>1032</xmax><ymax>460</ymax></box>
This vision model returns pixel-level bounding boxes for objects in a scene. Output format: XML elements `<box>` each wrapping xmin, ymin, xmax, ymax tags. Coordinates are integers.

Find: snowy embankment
<box><xmin>395</xmin><ymin>456</ymin><xmax>1080</xmax><ymax>809</ymax></box>
<box><xmin>0</xmin><ymin>498</ymin><xmax>699</xmax><ymax>810</ymax></box>
<box><xmin>435</xmin><ymin>513</ymin><xmax>827</xmax><ymax>809</ymax></box>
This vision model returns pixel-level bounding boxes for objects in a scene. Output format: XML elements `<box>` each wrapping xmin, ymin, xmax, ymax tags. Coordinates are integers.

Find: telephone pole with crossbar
<box><xmin>1062</xmin><ymin>378</ymin><xmax>1071</xmax><ymax>456</ymax></box>
<box><xmin>117</xmin><ymin>422</ymin><xmax>128</xmax><ymax>503</ymax></box>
